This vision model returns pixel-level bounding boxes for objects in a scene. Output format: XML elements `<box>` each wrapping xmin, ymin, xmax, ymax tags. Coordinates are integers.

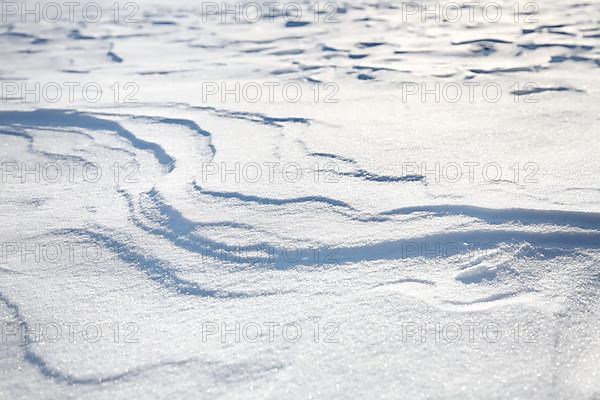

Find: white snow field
<box><xmin>1</xmin><ymin>0</ymin><xmax>600</xmax><ymax>398</ymax></box>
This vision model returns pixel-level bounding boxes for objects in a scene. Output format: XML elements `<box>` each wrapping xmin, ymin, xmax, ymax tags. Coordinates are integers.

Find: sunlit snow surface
<box><xmin>1</xmin><ymin>0</ymin><xmax>600</xmax><ymax>398</ymax></box>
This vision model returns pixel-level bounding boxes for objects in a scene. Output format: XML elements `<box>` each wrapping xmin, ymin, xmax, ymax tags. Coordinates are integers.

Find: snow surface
<box><xmin>1</xmin><ymin>0</ymin><xmax>600</xmax><ymax>398</ymax></box>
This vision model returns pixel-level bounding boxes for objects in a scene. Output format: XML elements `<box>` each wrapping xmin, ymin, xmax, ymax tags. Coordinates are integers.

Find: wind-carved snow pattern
<box><xmin>1</xmin><ymin>0</ymin><xmax>600</xmax><ymax>398</ymax></box>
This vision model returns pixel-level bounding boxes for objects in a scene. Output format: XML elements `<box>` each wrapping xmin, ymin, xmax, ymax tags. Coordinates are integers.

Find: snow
<box><xmin>1</xmin><ymin>0</ymin><xmax>600</xmax><ymax>398</ymax></box>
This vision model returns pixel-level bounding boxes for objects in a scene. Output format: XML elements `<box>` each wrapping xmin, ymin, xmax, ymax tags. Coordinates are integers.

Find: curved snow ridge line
<box><xmin>308</xmin><ymin>152</ymin><xmax>357</xmax><ymax>164</ymax></box>
<box><xmin>92</xmin><ymin>111</ymin><xmax>217</xmax><ymax>160</ymax></box>
<box><xmin>452</xmin><ymin>38</ymin><xmax>514</xmax><ymax>45</ymax></box>
<box><xmin>0</xmin><ymin>128</ymin><xmax>89</xmax><ymax>164</ymax></box>
<box><xmin>125</xmin><ymin>114</ymin><xmax>216</xmax><ymax>160</ymax></box>
<box><xmin>0</xmin><ymin>109</ymin><xmax>175</xmax><ymax>172</ymax></box>
<box><xmin>444</xmin><ymin>290</ymin><xmax>534</xmax><ymax>306</ymax></box>
<box><xmin>120</xmin><ymin>188</ymin><xmax>280</xmax><ymax>265</ymax></box>
<box><xmin>439</xmin><ymin>290</ymin><xmax>541</xmax><ymax>311</ymax></box>
<box><xmin>379</xmin><ymin>205</ymin><xmax>600</xmax><ymax>230</ymax></box>
<box><xmin>97</xmin><ymin>144</ymin><xmax>137</xmax><ymax>156</ymax></box>
<box><xmin>2</xmin><ymin>124</ymin><xmax>96</xmax><ymax>140</ymax></box>
<box><xmin>369</xmin><ymin>278</ymin><xmax>436</xmax><ymax>290</ymax></box>
<box><xmin>179</xmin><ymin>103</ymin><xmax>311</xmax><ymax>127</ymax></box>
<box><xmin>322</xmin><ymin>229</ymin><xmax>600</xmax><ymax>266</ymax></box>
<box><xmin>0</xmin><ymin>290</ymin><xmax>198</xmax><ymax>385</ymax></box>
<box><xmin>191</xmin><ymin>106</ymin><xmax>310</xmax><ymax>128</ymax></box>
<box><xmin>336</xmin><ymin>169</ymin><xmax>425</xmax><ymax>183</ymax></box>
<box><xmin>119</xmin><ymin>188</ymin><xmax>263</xmax><ymax>233</ymax></box>
<box><xmin>304</xmin><ymin>145</ymin><xmax>425</xmax><ymax>183</ymax></box>
<box><xmin>123</xmin><ymin>188</ymin><xmax>343</xmax><ymax>269</ymax></box>
<box><xmin>468</xmin><ymin>65</ymin><xmax>546</xmax><ymax>74</ymax></box>
<box><xmin>1</xmin><ymin>125</ymin><xmax>135</xmax><ymax>159</ymax></box>
<box><xmin>2</xmin><ymin>29</ymin><xmax>48</xmax><ymax>45</ymax></box>
<box><xmin>0</xmin><ymin>266</ymin><xmax>24</xmax><ymax>275</ymax></box>
<box><xmin>137</xmin><ymin>69</ymin><xmax>197</xmax><ymax>76</ymax></box>
<box><xmin>510</xmin><ymin>86</ymin><xmax>584</xmax><ymax>96</ymax></box>
<box><xmin>192</xmin><ymin>181</ymin><xmax>356</xmax><ymax>210</ymax></box>
<box><xmin>517</xmin><ymin>43</ymin><xmax>594</xmax><ymax>51</ymax></box>
<box><xmin>190</xmin><ymin>181</ymin><xmax>389</xmax><ymax>223</ymax></box>
<box><xmin>228</xmin><ymin>35</ymin><xmax>305</xmax><ymax>46</ymax></box>
<box><xmin>85</xmin><ymin>102</ymin><xmax>311</xmax><ymax>128</ymax></box>
<box><xmin>132</xmin><ymin>188</ymin><xmax>302</xmax><ymax>241</ymax></box>
<box><xmin>50</xmin><ymin>228</ymin><xmax>253</xmax><ymax>299</ymax></box>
